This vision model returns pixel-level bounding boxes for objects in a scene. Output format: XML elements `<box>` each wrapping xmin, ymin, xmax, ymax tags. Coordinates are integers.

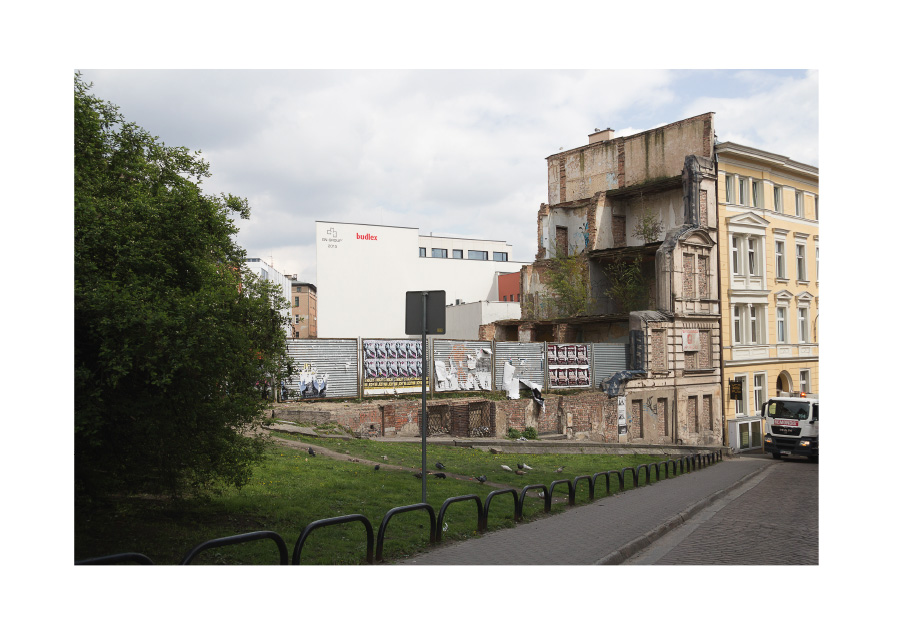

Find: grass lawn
<box><xmin>74</xmin><ymin>434</ymin><xmax>676</xmax><ymax>565</ymax></box>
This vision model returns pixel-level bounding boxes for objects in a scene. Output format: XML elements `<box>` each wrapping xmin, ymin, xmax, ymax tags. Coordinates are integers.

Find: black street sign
<box><xmin>405</xmin><ymin>290</ymin><xmax>446</xmax><ymax>335</ymax></box>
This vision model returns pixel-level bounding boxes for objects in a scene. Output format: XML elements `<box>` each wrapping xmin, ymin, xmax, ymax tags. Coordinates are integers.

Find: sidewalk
<box><xmin>397</xmin><ymin>455</ymin><xmax>772</xmax><ymax>565</ymax></box>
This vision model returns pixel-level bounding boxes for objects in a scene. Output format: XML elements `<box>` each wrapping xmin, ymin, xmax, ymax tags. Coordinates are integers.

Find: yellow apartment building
<box><xmin>716</xmin><ymin>143</ymin><xmax>818</xmax><ymax>452</ymax></box>
<box><xmin>290</xmin><ymin>280</ymin><xmax>318</xmax><ymax>339</ymax></box>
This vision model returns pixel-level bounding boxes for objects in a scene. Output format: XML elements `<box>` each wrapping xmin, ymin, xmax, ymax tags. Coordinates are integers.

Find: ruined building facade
<box><xmin>495</xmin><ymin>113</ymin><xmax>723</xmax><ymax>446</ymax></box>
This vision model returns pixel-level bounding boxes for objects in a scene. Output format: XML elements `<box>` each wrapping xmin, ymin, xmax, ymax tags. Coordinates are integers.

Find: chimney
<box><xmin>588</xmin><ymin>128</ymin><xmax>614</xmax><ymax>144</ymax></box>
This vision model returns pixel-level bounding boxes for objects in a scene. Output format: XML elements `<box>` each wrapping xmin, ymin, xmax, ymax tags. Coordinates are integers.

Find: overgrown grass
<box><xmin>74</xmin><ymin>436</ymin><xmax>671</xmax><ymax>565</ymax></box>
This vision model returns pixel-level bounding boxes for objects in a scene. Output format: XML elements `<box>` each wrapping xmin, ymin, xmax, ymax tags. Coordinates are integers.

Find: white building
<box><xmin>445</xmin><ymin>300</ymin><xmax>521</xmax><ymax>340</ymax></box>
<box><xmin>245</xmin><ymin>258</ymin><xmax>292</xmax><ymax>336</ymax></box>
<box><xmin>316</xmin><ymin>221</ymin><xmax>526</xmax><ymax>338</ymax></box>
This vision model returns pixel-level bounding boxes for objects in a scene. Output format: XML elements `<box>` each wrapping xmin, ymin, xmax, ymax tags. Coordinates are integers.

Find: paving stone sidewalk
<box><xmin>397</xmin><ymin>456</ymin><xmax>771</xmax><ymax>565</ymax></box>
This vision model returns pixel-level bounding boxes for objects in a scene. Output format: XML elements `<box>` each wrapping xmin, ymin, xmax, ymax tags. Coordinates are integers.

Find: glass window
<box><xmin>493</xmin><ymin>252</ymin><xmax>508</xmax><ymax>262</ymax></box>
<box><xmin>767</xmin><ymin>400</ymin><xmax>809</xmax><ymax>420</ymax></box>
<box><xmin>795</xmin><ymin>192</ymin><xmax>804</xmax><ymax>217</ymax></box>
<box><xmin>452</xmin><ymin>249</ymin><xmax>463</xmax><ymax>259</ymax></box>
<box><xmin>731</xmin><ymin>237</ymin><xmax>741</xmax><ymax>274</ymax></box>
<box><xmin>798</xmin><ymin>307</ymin><xmax>808</xmax><ymax>343</ymax></box>
<box><xmin>754</xmin><ymin>374</ymin><xmax>766</xmax><ymax>414</ymax></box>
<box><xmin>773</xmin><ymin>186</ymin><xmax>783</xmax><ymax>212</ymax></box>
<box><xmin>775</xmin><ymin>241</ymin><xmax>786</xmax><ymax>278</ymax></box>
<box><xmin>432</xmin><ymin>248</ymin><xmax>448</xmax><ymax>258</ymax></box>
<box><xmin>725</xmin><ymin>175</ymin><xmax>735</xmax><ymax>203</ymax></box>
<box><xmin>747</xmin><ymin>238</ymin><xmax>757</xmax><ymax>275</ymax></box>
<box><xmin>295</xmin><ymin>297</ymin><xmax>300</xmax><ymax>307</ymax></box>
<box><xmin>739</xmin><ymin>177</ymin><xmax>748</xmax><ymax>205</ymax></box>
<box><xmin>733</xmin><ymin>305</ymin><xmax>742</xmax><ymax>344</ymax></box>
<box><xmin>796</xmin><ymin>244</ymin><xmax>807</xmax><ymax>281</ymax></box>
<box><xmin>800</xmin><ymin>370</ymin><xmax>810</xmax><ymax>393</ymax></box>
<box><xmin>815</xmin><ymin>245</ymin><xmax>819</xmax><ymax>281</ymax></box>
<box><xmin>468</xmin><ymin>250</ymin><xmax>487</xmax><ymax>260</ymax></box>
<box><xmin>419</xmin><ymin>247</ymin><xmax>426</xmax><ymax>258</ymax></box>
<box><xmin>814</xmin><ymin>196</ymin><xmax>819</xmax><ymax>220</ymax></box>
<box><xmin>749</xmin><ymin>305</ymin><xmax>758</xmax><ymax>343</ymax></box>
<box><xmin>735</xmin><ymin>376</ymin><xmax>746</xmax><ymax>415</ymax></box>
<box><xmin>777</xmin><ymin>307</ymin><xmax>786</xmax><ymax>343</ymax></box>
<box><xmin>752</xmin><ymin>180</ymin><xmax>763</xmax><ymax>208</ymax></box>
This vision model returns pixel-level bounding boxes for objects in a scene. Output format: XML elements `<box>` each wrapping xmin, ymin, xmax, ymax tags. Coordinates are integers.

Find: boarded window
<box><xmin>703</xmin><ymin>395</ymin><xmax>713</xmax><ymax>430</ymax></box>
<box><xmin>699</xmin><ymin>330</ymin><xmax>711</xmax><ymax>369</ymax></box>
<box><xmin>651</xmin><ymin>329</ymin><xmax>667</xmax><ymax>373</ymax></box>
<box><xmin>631</xmin><ymin>400</ymin><xmax>643</xmax><ymax>438</ymax></box>
<box><xmin>688</xmin><ymin>396</ymin><xmax>699</xmax><ymax>432</ymax></box>
<box><xmin>698</xmin><ymin>256</ymin><xmax>709</xmax><ymax>298</ymax></box>
<box><xmin>658</xmin><ymin>398</ymin><xmax>668</xmax><ymax>437</ymax></box>
<box><xmin>683</xmin><ymin>254</ymin><xmax>695</xmax><ymax>298</ymax></box>
<box><xmin>556</xmin><ymin>226</ymin><xmax>569</xmax><ymax>256</ymax></box>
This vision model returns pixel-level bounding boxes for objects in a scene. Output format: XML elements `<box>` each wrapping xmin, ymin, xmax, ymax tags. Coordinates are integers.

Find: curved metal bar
<box><xmin>436</xmin><ymin>495</ymin><xmax>484</xmax><ymax>542</ymax></box>
<box><xmin>665</xmin><ymin>459</ymin><xmax>677</xmax><ymax>478</ymax></box>
<box><xmin>517</xmin><ymin>484</ymin><xmax>550</xmax><ymax>518</ymax></box>
<box><xmin>376</xmin><ymin>503</ymin><xmax>436</xmax><ymax>562</ymax></box>
<box><xmin>180</xmin><ymin>531</ymin><xmax>289</xmax><ymax>565</ymax></box>
<box><xmin>292</xmin><ymin>514</ymin><xmax>374</xmax><ymax>565</ymax></box>
<box><xmin>573</xmin><ymin>475</ymin><xmax>594</xmax><ymax>501</ymax></box>
<box><xmin>592</xmin><ymin>471</ymin><xmax>612</xmax><ymax>495</ymax></box>
<box><xmin>76</xmin><ymin>552</ymin><xmax>154</xmax><ymax>565</ymax></box>
<box><xmin>621</xmin><ymin>466</ymin><xmax>637</xmax><ymax>491</ymax></box>
<box><xmin>634</xmin><ymin>464</ymin><xmax>649</xmax><ymax>487</ymax></box>
<box><xmin>484</xmin><ymin>488</ymin><xmax>520</xmax><ymax>527</ymax></box>
<box><xmin>548</xmin><ymin>479</ymin><xmax>575</xmax><ymax>507</ymax></box>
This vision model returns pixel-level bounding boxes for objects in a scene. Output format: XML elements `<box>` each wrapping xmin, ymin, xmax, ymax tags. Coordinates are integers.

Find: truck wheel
<box><xmin>771</xmin><ymin>451</ymin><xmax>781</xmax><ymax>459</ymax></box>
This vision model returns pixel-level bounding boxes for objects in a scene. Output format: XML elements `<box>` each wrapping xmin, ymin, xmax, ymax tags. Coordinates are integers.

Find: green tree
<box><xmin>603</xmin><ymin>255</ymin><xmax>649</xmax><ymax>312</ymax></box>
<box><xmin>75</xmin><ymin>74</ymin><xmax>288</xmax><ymax>500</ymax></box>
<box><xmin>543</xmin><ymin>242</ymin><xmax>591</xmax><ymax>318</ymax></box>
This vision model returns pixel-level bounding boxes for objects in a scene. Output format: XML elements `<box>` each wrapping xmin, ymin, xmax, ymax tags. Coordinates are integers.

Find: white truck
<box><xmin>761</xmin><ymin>393</ymin><xmax>819</xmax><ymax>461</ymax></box>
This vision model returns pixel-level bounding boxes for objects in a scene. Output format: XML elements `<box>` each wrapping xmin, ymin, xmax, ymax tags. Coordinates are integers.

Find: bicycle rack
<box><xmin>548</xmin><ymin>479</ymin><xmax>575</xmax><ymax>506</ymax></box>
<box><xmin>75</xmin><ymin>552</ymin><xmax>154</xmax><ymax>565</ymax></box>
<box><xmin>376</xmin><ymin>503</ymin><xmax>436</xmax><ymax>562</ymax></box>
<box><xmin>293</xmin><ymin>514</ymin><xmax>374</xmax><ymax>564</ymax></box>
<box><xmin>180</xmin><ymin>531</ymin><xmax>289</xmax><ymax>565</ymax></box>
<box><xmin>517</xmin><ymin>484</ymin><xmax>550</xmax><ymax>519</ymax></box>
<box><xmin>484</xmin><ymin>488</ymin><xmax>520</xmax><ymax>527</ymax></box>
<box><xmin>572</xmin><ymin>475</ymin><xmax>594</xmax><ymax>501</ymax></box>
<box><xmin>437</xmin><ymin>495</ymin><xmax>485</xmax><ymax>540</ymax></box>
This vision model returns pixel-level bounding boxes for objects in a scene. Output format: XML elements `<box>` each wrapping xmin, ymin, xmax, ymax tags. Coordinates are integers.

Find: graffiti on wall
<box><xmin>362</xmin><ymin>339</ymin><xmax>424</xmax><ymax>395</ymax></box>
<box><xmin>435</xmin><ymin>344</ymin><xmax>492</xmax><ymax>391</ymax></box>
<box><xmin>293</xmin><ymin>363</ymin><xmax>329</xmax><ymax>399</ymax></box>
<box><xmin>548</xmin><ymin>344</ymin><xmax>591</xmax><ymax>388</ymax></box>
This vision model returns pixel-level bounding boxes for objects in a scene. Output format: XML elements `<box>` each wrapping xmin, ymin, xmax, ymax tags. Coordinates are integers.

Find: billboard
<box><xmin>548</xmin><ymin>344</ymin><xmax>591</xmax><ymax>388</ymax></box>
<box><xmin>362</xmin><ymin>339</ymin><xmax>426</xmax><ymax>395</ymax></box>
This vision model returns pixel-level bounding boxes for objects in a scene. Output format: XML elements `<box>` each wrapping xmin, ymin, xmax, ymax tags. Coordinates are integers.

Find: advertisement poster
<box><xmin>548</xmin><ymin>344</ymin><xmax>591</xmax><ymax>388</ymax></box>
<box><xmin>617</xmin><ymin>396</ymin><xmax>627</xmax><ymax>435</ymax></box>
<box><xmin>362</xmin><ymin>339</ymin><xmax>425</xmax><ymax>395</ymax></box>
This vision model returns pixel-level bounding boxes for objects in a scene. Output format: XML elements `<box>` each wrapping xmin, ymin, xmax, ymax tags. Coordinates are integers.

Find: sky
<box><xmin>77</xmin><ymin>69</ymin><xmax>818</xmax><ymax>285</ymax></box>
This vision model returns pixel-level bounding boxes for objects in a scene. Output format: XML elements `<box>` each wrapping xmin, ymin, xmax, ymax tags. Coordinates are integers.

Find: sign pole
<box><xmin>420</xmin><ymin>292</ymin><xmax>428</xmax><ymax>504</ymax></box>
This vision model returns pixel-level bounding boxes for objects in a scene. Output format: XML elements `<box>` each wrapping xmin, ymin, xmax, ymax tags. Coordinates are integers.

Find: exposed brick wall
<box><xmin>612</xmin><ymin>216</ymin><xmax>626</xmax><ymax>248</ymax></box>
<box><xmin>699</xmin><ymin>190</ymin><xmax>708</xmax><ymax>226</ymax></box>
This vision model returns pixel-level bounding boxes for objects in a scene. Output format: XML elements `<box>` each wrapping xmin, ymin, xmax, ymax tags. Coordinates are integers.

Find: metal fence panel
<box><xmin>593</xmin><ymin>343</ymin><xmax>628</xmax><ymax>387</ymax></box>
<box><xmin>547</xmin><ymin>343</ymin><xmax>592</xmax><ymax>389</ymax></box>
<box><xmin>493</xmin><ymin>342</ymin><xmax>545</xmax><ymax>390</ymax></box>
<box><xmin>286</xmin><ymin>339</ymin><xmax>359</xmax><ymax>399</ymax></box>
<box><xmin>362</xmin><ymin>338</ymin><xmax>427</xmax><ymax>396</ymax></box>
<box><xmin>432</xmin><ymin>340</ymin><xmax>494</xmax><ymax>392</ymax></box>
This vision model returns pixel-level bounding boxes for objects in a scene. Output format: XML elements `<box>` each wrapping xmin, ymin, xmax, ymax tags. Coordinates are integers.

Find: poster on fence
<box><xmin>548</xmin><ymin>344</ymin><xmax>591</xmax><ymax>388</ymax></box>
<box><xmin>362</xmin><ymin>339</ymin><xmax>426</xmax><ymax>395</ymax></box>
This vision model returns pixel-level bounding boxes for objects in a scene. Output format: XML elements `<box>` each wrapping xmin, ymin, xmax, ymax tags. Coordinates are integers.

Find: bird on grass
<box><xmin>475</xmin><ymin>475</ymin><xmax>487</xmax><ymax>484</ymax></box>
<box><xmin>435</xmin><ymin>462</ymin><xmax>445</xmax><ymax>470</ymax></box>
<box><xmin>515</xmin><ymin>470</ymin><xmax>526</xmax><ymax>476</ymax></box>
<box><xmin>414</xmin><ymin>472</ymin><xmax>423</xmax><ymax>479</ymax></box>
<box><xmin>381</xmin><ymin>455</ymin><xmax>389</xmax><ymax>461</ymax></box>
<box><xmin>307</xmin><ymin>447</ymin><xmax>316</xmax><ymax>457</ymax></box>
<box><xmin>522</xmin><ymin>463</ymin><xmax>534</xmax><ymax>470</ymax></box>
<box><xmin>500</xmin><ymin>465</ymin><xmax>513</xmax><ymax>472</ymax></box>
<box><xmin>433</xmin><ymin>472</ymin><xmax>447</xmax><ymax>479</ymax></box>
<box><xmin>554</xmin><ymin>466</ymin><xmax>565</xmax><ymax>473</ymax></box>
<box><xmin>374</xmin><ymin>464</ymin><xmax>380</xmax><ymax>471</ymax></box>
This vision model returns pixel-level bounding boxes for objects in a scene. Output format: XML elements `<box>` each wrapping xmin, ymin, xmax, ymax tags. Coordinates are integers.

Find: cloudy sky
<box><xmin>78</xmin><ymin>69</ymin><xmax>818</xmax><ymax>284</ymax></box>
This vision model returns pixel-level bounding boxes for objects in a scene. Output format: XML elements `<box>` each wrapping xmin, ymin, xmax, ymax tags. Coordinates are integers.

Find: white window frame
<box><xmin>776</xmin><ymin>305</ymin><xmax>789</xmax><ymax>343</ymax></box>
<box><xmin>725</xmin><ymin>174</ymin><xmax>735</xmax><ymax>203</ymax></box>
<box><xmin>749</xmin><ymin>305</ymin><xmax>758</xmax><ymax>343</ymax></box>
<box><xmin>731</xmin><ymin>236</ymin><xmax>741</xmax><ymax>275</ymax></box>
<box><xmin>796</xmin><ymin>242</ymin><xmax>807</xmax><ymax>281</ymax></box>
<box><xmin>814</xmin><ymin>196</ymin><xmax>819</xmax><ymax>220</ymax></box>
<box><xmin>739</xmin><ymin>177</ymin><xmax>749</xmax><ymax>205</ymax></box>
<box><xmin>751</xmin><ymin>179</ymin><xmax>763</xmax><ymax>208</ymax></box>
<box><xmin>773</xmin><ymin>186</ymin><xmax>783</xmax><ymax>212</ymax></box>
<box><xmin>775</xmin><ymin>240</ymin><xmax>786</xmax><ymax>279</ymax></box>
<box><xmin>815</xmin><ymin>241</ymin><xmax>819</xmax><ymax>281</ymax></box>
<box><xmin>747</xmin><ymin>237</ymin><xmax>758</xmax><ymax>275</ymax></box>
<box><xmin>799</xmin><ymin>369</ymin><xmax>810</xmax><ymax>394</ymax></box>
<box><xmin>798</xmin><ymin>306</ymin><xmax>809</xmax><ymax>343</ymax></box>
<box><xmin>734</xmin><ymin>374</ymin><xmax>748</xmax><ymax>416</ymax></box>
<box><xmin>732</xmin><ymin>304</ymin><xmax>743</xmax><ymax>345</ymax></box>
<box><xmin>753</xmin><ymin>373</ymin><xmax>767</xmax><ymax>415</ymax></box>
<box><xmin>795</xmin><ymin>191</ymin><xmax>804</xmax><ymax>217</ymax></box>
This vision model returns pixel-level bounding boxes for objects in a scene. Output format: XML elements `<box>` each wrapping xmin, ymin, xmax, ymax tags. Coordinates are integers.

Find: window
<box><xmin>493</xmin><ymin>252</ymin><xmax>508</xmax><ymax>262</ymax></box>
<box><xmin>517</xmin><ymin>294</ymin><xmax>520</xmax><ymax>301</ymax></box>
<box><xmin>725</xmin><ymin>175</ymin><xmax>735</xmax><ymax>203</ymax></box>
<box><xmin>773</xmin><ymin>186</ymin><xmax>783</xmax><ymax>212</ymax></box>
<box><xmin>776</xmin><ymin>307</ymin><xmax>787</xmax><ymax>343</ymax></box>
<box><xmin>738</xmin><ymin>177</ymin><xmax>748</xmax><ymax>205</ymax></box>
<box><xmin>749</xmin><ymin>305</ymin><xmax>759</xmax><ymax>343</ymax></box>
<box><xmin>733</xmin><ymin>304</ymin><xmax>766</xmax><ymax>345</ymax></box>
<box><xmin>732</xmin><ymin>305</ymin><xmax>742</xmax><ymax>344</ymax></box>
<box><xmin>795</xmin><ymin>191</ymin><xmax>804</xmax><ymax>217</ymax></box>
<box><xmin>452</xmin><ymin>249</ymin><xmax>463</xmax><ymax>259</ymax></box>
<box><xmin>800</xmin><ymin>370</ymin><xmax>810</xmax><ymax>394</ymax></box>
<box><xmin>295</xmin><ymin>315</ymin><xmax>301</xmax><ymax>324</ymax></box>
<box><xmin>734</xmin><ymin>376</ymin><xmax>747</xmax><ymax>416</ymax></box>
<box><xmin>747</xmin><ymin>238</ymin><xmax>757</xmax><ymax>275</ymax></box>
<box><xmin>798</xmin><ymin>307</ymin><xmax>809</xmax><ymax>343</ymax></box>
<box><xmin>432</xmin><ymin>248</ymin><xmax>448</xmax><ymax>258</ymax></box>
<box><xmin>658</xmin><ymin>398</ymin><xmax>668</xmax><ymax>436</ymax></box>
<box><xmin>775</xmin><ymin>241</ymin><xmax>786</xmax><ymax>279</ymax></box>
<box><xmin>796</xmin><ymin>244</ymin><xmax>807</xmax><ymax>281</ymax></box>
<box><xmin>754</xmin><ymin>374</ymin><xmax>766</xmax><ymax>415</ymax></box>
<box><xmin>503</xmin><ymin>296</ymin><xmax>507</xmax><ymax>301</ymax></box>
<box><xmin>752</xmin><ymin>180</ymin><xmax>763</xmax><ymax>208</ymax></box>
<box><xmin>468</xmin><ymin>250</ymin><xmax>487</xmax><ymax>260</ymax></box>
<box><xmin>815</xmin><ymin>244</ymin><xmax>819</xmax><ymax>281</ymax></box>
<box><xmin>419</xmin><ymin>247</ymin><xmax>426</xmax><ymax>258</ymax></box>
<box><xmin>814</xmin><ymin>196</ymin><xmax>819</xmax><ymax>220</ymax></box>
<box><xmin>731</xmin><ymin>237</ymin><xmax>741</xmax><ymax>274</ymax></box>
<box><xmin>295</xmin><ymin>296</ymin><xmax>300</xmax><ymax>307</ymax></box>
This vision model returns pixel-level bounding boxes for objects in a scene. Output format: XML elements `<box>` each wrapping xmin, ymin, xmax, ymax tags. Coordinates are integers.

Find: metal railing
<box><xmin>77</xmin><ymin>451</ymin><xmax>723</xmax><ymax>565</ymax></box>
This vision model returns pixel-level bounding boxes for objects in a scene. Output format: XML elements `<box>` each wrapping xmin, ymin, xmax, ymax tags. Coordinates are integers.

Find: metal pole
<box><xmin>421</xmin><ymin>292</ymin><xmax>428</xmax><ymax>504</ymax></box>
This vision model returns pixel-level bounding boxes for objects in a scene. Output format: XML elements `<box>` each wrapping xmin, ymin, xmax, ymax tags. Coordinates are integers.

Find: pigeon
<box><xmin>374</xmin><ymin>464</ymin><xmax>380</xmax><ymax>471</ymax></box>
<box><xmin>307</xmin><ymin>448</ymin><xmax>316</xmax><ymax>457</ymax></box>
<box><xmin>517</xmin><ymin>437</ymin><xmax>527</xmax><ymax>441</ymax></box>
<box><xmin>555</xmin><ymin>466</ymin><xmax>564</xmax><ymax>473</ymax></box>
<box><xmin>517</xmin><ymin>463</ymin><xmax>524</xmax><ymax>469</ymax></box>
<box><xmin>522</xmin><ymin>463</ymin><xmax>534</xmax><ymax>470</ymax></box>
<box><xmin>414</xmin><ymin>472</ymin><xmax>423</xmax><ymax>479</ymax></box>
<box><xmin>515</xmin><ymin>470</ymin><xmax>526</xmax><ymax>475</ymax></box>
<box><xmin>381</xmin><ymin>456</ymin><xmax>389</xmax><ymax>461</ymax></box>
<box><xmin>433</xmin><ymin>472</ymin><xmax>447</xmax><ymax>479</ymax></box>
<box><xmin>475</xmin><ymin>475</ymin><xmax>487</xmax><ymax>483</ymax></box>
<box><xmin>435</xmin><ymin>462</ymin><xmax>445</xmax><ymax>470</ymax></box>
<box><xmin>501</xmin><ymin>465</ymin><xmax>513</xmax><ymax>472</ymax></box>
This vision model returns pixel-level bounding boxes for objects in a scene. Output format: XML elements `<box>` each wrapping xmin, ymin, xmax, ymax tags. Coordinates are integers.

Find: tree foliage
<box><xmin>543</xmin><ymin>242</ymin><xmax>591</xmax><ymax>318</ymax></box>
<box><xmin>75</xmin><ymin>74</ymin><xmax>288</xmax><ymax>500</ymax></box>
<box><xmin>603</xmin><ymin>255</ymin><xmax>649</xmax><ymax>313</ymax></box>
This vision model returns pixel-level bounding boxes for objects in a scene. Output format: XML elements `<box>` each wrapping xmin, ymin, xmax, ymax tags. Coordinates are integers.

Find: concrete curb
<box><xmin>594</xmin><ymin>462</ymin><xmax>774</xmax><ymax>565</ymax></box>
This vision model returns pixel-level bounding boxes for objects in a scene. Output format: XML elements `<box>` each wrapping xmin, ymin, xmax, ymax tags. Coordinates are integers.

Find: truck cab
<box><xmin>762</xmin><ymin>394</ymin><xmax>819</xmax><ymax>461</ymax></box>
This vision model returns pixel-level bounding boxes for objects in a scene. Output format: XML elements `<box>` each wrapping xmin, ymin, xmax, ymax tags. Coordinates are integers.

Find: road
<box><xmin>623</xmin><ymin>455</ymin><xmax>818</xmax><ymax>565</ymax></box>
